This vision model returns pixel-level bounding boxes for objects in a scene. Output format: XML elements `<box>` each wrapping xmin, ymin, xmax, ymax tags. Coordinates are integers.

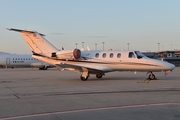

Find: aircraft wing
<box><xmin>55</xmin><ymin>62</ymin><xmax>113</xmax><ymax>74</ymax></box>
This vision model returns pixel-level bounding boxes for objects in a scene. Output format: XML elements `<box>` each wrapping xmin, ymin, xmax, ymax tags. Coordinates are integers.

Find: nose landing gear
<box><xmin>80</xmin><ymin>74</ymin><xmax>89</xmax><ymax>81</ymax></box>
<box><xmin>146</xmin><ymin>72</ymin><xmax>157</xmax><ymax>81</ymax></box>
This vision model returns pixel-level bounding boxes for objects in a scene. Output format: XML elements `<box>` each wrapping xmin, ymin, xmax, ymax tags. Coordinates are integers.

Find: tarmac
<box><xmin>0</xmin><ymin>67</ymin><xmax>180</xmax><ymax>120</ymax></box>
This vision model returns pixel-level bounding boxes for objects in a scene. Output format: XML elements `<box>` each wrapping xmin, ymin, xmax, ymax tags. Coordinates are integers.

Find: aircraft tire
<box><xmin>43</xmin><ymin>66</ymin><xmax>48</xmax><ymax>70</ymax></box>
<box><xmin>96</xmin><ymin>74</ymin><xmax>103</xmax><ymax>78</ymax></box>
<box><xmin>149</xmin><ymin>74</ymin><xmax>155</xmax><ymax>80</ymax></box>
<box><xmin>80</xmin><ymin>75</ymin><xmax>88</xmax><ymax>81</ymax></box>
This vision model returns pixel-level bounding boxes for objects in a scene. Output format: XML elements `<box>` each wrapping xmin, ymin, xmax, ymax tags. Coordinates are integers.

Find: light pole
<box><xmin>102</xmin><ymin>42</ymin><xmax>105</xmax><ymax>50</ymax></box>
<box><xmin>75</xmin><ymin>43</ymin><xmax>78</xmax><ymax>48</ymax></box>
<box><xmin>158</xmin><ymin>43</ymin><xmax>160</xmax><ymax>52</ymax></box>
<box><xmin>127</xmin><ymin>43</ymin><xmax>130</xmax><ymax>50</ymax></box>
<box><xmin>82</xmin><ymin>42</ymin><xmax>84</xmax><ymax>49</ymax></box>
<box><xmin>95</xmin><ymin>43</ymin><xmax>97</xmax><ymax>50</ymax></box>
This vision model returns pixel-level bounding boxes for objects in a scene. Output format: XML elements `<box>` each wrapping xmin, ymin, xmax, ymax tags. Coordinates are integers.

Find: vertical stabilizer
<box><xmin>7</xmin><ymin>28</ymin><xmax>58</xmax><ymax>55</ymax></box>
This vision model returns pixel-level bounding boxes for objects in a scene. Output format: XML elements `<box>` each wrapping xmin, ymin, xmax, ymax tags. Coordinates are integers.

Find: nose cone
<box><xmin>162</xmin><ymin>62</ymin><xmax>175</xmax><ymax>71</ymax></box>
<box><xmin>147</xmin><ymin>58</ymin><xmax>175</xmax><ymax>71</ymax></box>
<box><xmin>168</xmin><ymin>63</ymin><xmax>175</xmax><ymax>70</ymax></box>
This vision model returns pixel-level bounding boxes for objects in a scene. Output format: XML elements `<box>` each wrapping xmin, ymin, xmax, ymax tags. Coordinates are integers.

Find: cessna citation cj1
<box><xmin>7</xmin><ymin>28</ymin><xmax>175</xmax><ymax>81</ymax></box>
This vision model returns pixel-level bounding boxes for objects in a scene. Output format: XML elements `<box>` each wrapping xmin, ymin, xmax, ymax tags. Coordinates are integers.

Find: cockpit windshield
<box><xmin>135</xmin><ymin>51</ymin><xmax>146</xmax><ymax>59</ymax></box>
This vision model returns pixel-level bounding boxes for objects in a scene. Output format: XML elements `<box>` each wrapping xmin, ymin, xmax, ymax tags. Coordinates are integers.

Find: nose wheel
<box><xmin>147</xmin><ymin>72</ymin><xmax>157</xmax><ymax>80</ymax></box>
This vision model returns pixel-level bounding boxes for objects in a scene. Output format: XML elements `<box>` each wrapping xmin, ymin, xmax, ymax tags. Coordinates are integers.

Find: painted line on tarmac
<box><xmin>1</xmin><ymin>102</ymin><xmax>180</xmax><ymax>120</ymax></box>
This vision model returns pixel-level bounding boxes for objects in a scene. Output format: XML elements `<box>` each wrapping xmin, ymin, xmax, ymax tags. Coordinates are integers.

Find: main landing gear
<box><xmin>96</xmin><ymin>73</ymin><xmax>104</xmax><ymax>79</ymax></box>
<box><xmin>80</xmin><ymin>74</ymin><xmax>89</xmax><ymax>81</ymax></box>
<box><xmin>80</xmin><ymin>73</ymin><xmax>105</xmax><ymax>81</ymax></box>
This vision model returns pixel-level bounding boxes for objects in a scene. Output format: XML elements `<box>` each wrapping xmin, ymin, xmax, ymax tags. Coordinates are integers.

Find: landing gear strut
<box><xmin>80</xmin><ymin>68</ymin><xmax>89</xmax><ymax>81</ymax></box>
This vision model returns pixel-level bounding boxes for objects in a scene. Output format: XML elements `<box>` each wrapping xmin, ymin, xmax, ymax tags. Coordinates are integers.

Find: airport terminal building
<box><xmin>143</xmin><ymin>50</ymin><xmax>180</xmax><ymax>67</ymax></box>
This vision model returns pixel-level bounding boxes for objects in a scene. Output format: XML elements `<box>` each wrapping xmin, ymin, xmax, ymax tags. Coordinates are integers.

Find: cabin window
<box><xmin>117</xmin><ymin>53</ymin><xmax>121</xmax><ymax>58</ymax></box>
<box><xmin>129</xmin><ymin>52</ymin><xmax>135</xmax><ymax>58</ymax></box>
<box><xmin>18</xmin><ymin>58</ymin><xmax>20</xmax><ymax>60</ymax></box>
<box><xmin>95</xmin><ymin>53</ymin><xmax>99</xmax><ymax>58</ymax></box>
<box><xmin>110</xmin><ymin>53</ymin><xmax>113</xmax><ymax>58</ymax></box>
<box><xmin>102</xmin><ymin>53</ymin><xmax>106</xmax><ymax>58</ymax></box>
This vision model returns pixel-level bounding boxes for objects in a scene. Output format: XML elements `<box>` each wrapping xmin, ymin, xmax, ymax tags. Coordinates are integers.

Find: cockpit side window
<box><xmin>135</xmin><ymin>51</ymin><xmax>145</xmax><ymax>59</ymax></box>
<box><xmin>129</xmin><ymin>52</ymin><xmax>135</xmax><ymax>58</ymax></box>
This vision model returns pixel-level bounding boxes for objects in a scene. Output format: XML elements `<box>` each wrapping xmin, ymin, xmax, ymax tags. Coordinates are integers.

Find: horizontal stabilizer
<box><xmin>7</xmin><ymin>28</ymin><xmax>45</xmax><ymax>36</ymax></box>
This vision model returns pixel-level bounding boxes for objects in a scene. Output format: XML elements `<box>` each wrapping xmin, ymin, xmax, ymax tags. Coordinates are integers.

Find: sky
<box><xmin>0</xmin><ymin>0</ymin><xmax>180</xmax><ymax>54</ymax></box>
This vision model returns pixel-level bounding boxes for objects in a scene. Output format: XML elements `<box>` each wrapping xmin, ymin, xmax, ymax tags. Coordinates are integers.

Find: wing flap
<box><xmin>56</xmin><ymin>63</ymin><xmax>112</xmax><ymax>74</ymax></box>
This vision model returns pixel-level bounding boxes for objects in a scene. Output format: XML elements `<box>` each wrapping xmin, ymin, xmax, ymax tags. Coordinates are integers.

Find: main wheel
<box><xmin>80</xmin><ymin>75</ymin><xmax>88</xmax><ymax>81</ymax></box>
<box><xmin>96</xmin><ymin>74</ymin><xmax>103</xmax><ymax>78</ymax></box>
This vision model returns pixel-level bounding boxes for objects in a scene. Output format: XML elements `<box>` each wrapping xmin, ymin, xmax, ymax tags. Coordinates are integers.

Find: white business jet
<box><xmin>7</xmin><ymin>28</ymin><xmax>175</xmax><ymax>81</ymax></box>
<box><xmin>0</xmin><ymin>52</ymin><xmax>51</xmax><ymax>70</ymax></box>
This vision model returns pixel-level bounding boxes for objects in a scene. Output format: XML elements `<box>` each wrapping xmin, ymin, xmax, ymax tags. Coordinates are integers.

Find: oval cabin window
<box><xmin>102</xmin><ymin>53</ymin><xmax>106</xmax><ymax>58</ymax></box>
<box><xmin>110</xmin><ymin>53</ymin><xmax>113</xmax><ymax>58</ymax></box>
<box><xmin>117</xmin><ymin>53</ymin><xmax>121</xmax><ymax>58</ymax></box>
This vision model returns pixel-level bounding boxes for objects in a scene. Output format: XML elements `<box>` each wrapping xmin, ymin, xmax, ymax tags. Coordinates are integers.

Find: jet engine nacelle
<box><xmin>52</xmin><ymin>49</ymin><xmax>81</xmax><ymax>60</ymax></box>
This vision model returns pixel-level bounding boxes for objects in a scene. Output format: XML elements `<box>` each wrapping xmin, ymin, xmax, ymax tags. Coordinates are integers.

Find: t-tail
<box><xmin>7</xmin><ymin>28</ymin><xmax>58</xmax><ymax>56</ymax></box>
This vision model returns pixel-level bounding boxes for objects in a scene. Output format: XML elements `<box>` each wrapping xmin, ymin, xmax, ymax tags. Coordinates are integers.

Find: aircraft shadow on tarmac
<box><xmin>71</xmin><ymin>74</ymin><xmax>178</xmax><ymax>81</ymax></box>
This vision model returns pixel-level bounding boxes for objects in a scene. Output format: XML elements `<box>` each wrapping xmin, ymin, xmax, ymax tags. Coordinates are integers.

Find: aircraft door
<box><xmin>6</xmin><ymin>58</ymin><xmax>10</xmax><ymax>65</ymax></box>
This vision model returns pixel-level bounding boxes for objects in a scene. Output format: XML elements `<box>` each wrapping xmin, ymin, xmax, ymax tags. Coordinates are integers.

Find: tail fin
<box><xmin>7</xmin><ymin>28</ymin><xmax>58</xmax><ymax>55</ymax></box>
